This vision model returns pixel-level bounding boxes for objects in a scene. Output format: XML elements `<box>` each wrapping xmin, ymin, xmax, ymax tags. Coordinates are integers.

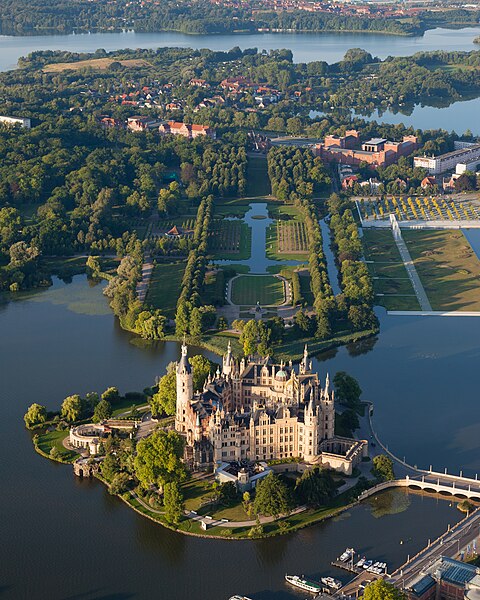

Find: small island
<box><xmin>24</xmin><ymin>343</ymin><xmax>399</xmax><ymax>539</ymax></box>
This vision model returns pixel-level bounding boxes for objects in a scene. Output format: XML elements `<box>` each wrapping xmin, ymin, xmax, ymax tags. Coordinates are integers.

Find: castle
<box><xmin>174</xmin><ymin>342</ymin><xmax>368</xmax><ymax>476</ymax></box>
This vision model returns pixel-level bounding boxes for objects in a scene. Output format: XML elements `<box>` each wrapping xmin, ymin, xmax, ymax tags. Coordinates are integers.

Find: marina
<box><xmin>331</xmin><ymin>549</ymin><xmax>389</xmax><ymax>576</ymax></box>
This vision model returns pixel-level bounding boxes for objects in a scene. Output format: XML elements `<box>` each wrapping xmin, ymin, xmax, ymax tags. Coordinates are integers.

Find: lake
<box><xmin>0</xmin><ymin>276</ymin><xmax>466</xmax><ymax>599</ymax></box>
<box><xmin>1</xmin><ymin>26</ymin><xmax>480</xmax><ymax>71</ymax></box>
<box><xmin>310</xmin><ymin>94</ymin><xmax>480</xmax><ymax>136</ymax></box>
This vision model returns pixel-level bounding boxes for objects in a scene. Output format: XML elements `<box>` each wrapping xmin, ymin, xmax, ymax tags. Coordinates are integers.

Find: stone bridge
<box><xmin>358</xmin><ymin>474</ymin><xmax>480</xmax><ymax>502</ymax></box>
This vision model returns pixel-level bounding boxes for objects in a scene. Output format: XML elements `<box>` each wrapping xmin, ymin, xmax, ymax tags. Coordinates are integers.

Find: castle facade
<box><xmin>175</xmin><ymin>342</ymin><xmax>367</xmax><ymax>475</ymax></box>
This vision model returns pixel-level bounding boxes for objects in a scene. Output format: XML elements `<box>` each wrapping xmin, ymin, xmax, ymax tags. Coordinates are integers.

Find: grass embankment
<box><xmin>145</xmin><ymin>260</ymin><xmax>185</xmax><ymax>318</ymax></box>
<box><xmin>42</xmin><ymin>58</ymin><xmax>152</xmax><ymax>72</ymax></box>
<box><xmin>362</xmin><ymin>228</ymin><xmax>420</xmax><ymax>311</ymax></box>
<box><xmin>403</xmin><ymin>229</ymin><xmax>480</xmax><ymax>311</ymax></box>
<box><xmin>231</xmin><ymin>274</ymin><xmax>285</xmax><ymax>305</ymax></box>
<box><xmin>117</xmin><ymin>475</ymin><xmax>372</xmax><ymax>540</ymax></box>
<box><xmin>34</xmin><ymin>430</ymin><xmax>79</xmax><ymax>463</ymax></box>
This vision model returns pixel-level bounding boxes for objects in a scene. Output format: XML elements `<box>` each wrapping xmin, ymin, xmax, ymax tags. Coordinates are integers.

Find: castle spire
<box><xmin>325</xmin><ymin>372</ymin><xmax>330</xmax><ymax>395</ymax></box>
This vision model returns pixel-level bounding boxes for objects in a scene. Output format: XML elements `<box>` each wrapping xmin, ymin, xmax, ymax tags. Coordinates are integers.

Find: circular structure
<box><xmin>230</xmin><ymin>274</ymin><xmax>285</xmax><ymax>306</ymax></box>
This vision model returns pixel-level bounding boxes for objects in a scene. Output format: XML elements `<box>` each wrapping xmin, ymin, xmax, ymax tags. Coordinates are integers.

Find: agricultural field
<box><xmin>42</xmin><ymin>58</ymin><xmax>152</xmax><ymax>72</ymax></box>
<box><xmin>276</xmin><ymin>221</ymin><xmax>308</xmax><ymax>254</ymax></box>
<box><xmin>358</xmin><ymin>196</ymin><xmax>480</xmax><ymax>223</ymax></box>
<box><xmin>209</xmin><ymin>220</ymin><xmax>251</xmax><ymax>260</ymax></box>
<box><xmin>145</xmin><ymin>260</ymin><xmax>186</xmax><ymax>318</ymax></box>
<box><xmin>403</xmin><ymin>229</ymin><xmax>480</xmax><ymax>311</ymax></box>
<box><xmin>230</xmin><ymin>275</ymin><xmax>285</xmax><ymax>306</ymax></box>
<box><xmin>362</xmin><ymin>228</ymin><xmax>420</xmax><ymax>311</ymax></box>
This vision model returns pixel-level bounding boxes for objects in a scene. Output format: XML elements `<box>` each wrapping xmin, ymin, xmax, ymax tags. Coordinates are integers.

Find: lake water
<box><xmin>1</xmin><ymin>26</ymin><xmax>480</xmax><ymax>71</ymax></box>
<box><xmin>0</xmin><ymin>276</ymin><xmax>466</xmax><ymax>599</ymax></box>
<box><xmin>310</xmin><ymin>95</ymin><xmax>480</xmax><ymax>136</ymax></box>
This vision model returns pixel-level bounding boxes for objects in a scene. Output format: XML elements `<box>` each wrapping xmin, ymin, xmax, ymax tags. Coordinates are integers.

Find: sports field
<box><xmin>230</xmin><ymin>275</ymin><xmax>285</xmax><ymax>306</ymax></box>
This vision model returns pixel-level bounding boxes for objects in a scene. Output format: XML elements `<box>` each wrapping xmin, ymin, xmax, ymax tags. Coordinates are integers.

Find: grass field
<box><xmin>213</xmin><ymin>197</ymin><xmax>252</xmax><ymax>218</ymax></box>
<box><xmin>202</xmin><ymin>269</ymin><xmax>225</xmax><ymax>305</ymax></box>
<box><xmin>403</xmin><ymin>229</ymin><xmax>480</xmax><ymax>311</ymax></box>
<box><xmin>42</xmin><ymin>58</ymin><xmax>152</xmax><ymax>72</ymax></box>
<box><xmin>36</xmin><ymin>430</ymin><xmax>78</xmax><ymax>462</ymax></box>
<box><xmin>231</xmin><ymin>275</ymin><xmax>285</xmax><ymax>306</ymax></box>
<box><xmin>362</xmin><ymin>228</ymin><xmax>420</xmax><ymax>311</ymax></box>
<box><xmin>266</xmin><ymin>202</ymin><xmax>309</xmax><ymax>260</ymax></box>
<box><xmin>145</xmin><ymin>261</ymin><xmax>185</xmax><ymax>318</ymax></box>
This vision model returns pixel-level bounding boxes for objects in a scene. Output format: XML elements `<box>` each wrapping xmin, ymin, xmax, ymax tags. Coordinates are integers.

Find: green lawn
<box><xmin>231</xmin><ymin>275</ymin><xmax>285</xmax><ymax>306</ymax></box>
<box><xmin>201</xmin><ymin>269</ymin><xmax>225</xmax><ymax>305</ymax></box>
<box><xmin>362</xmin><ymin>228</ymin><xmax>420</xmax><ymax>311</ymax></box>
<box><xmin>36</xmin><ymin>430</ymin><xmax>78</xmax><ymax>462</ymax></box>
<box><xmin>403</xmin><ymin>229</ymin><xmax>480</xmax><ymax>311</ymax></box>
<box><xmin>145</xmin><ymin>260</ymin><xmax>185</xmax><ymax>318</ymax></box>
<box><xmin>209</xmin><ymin>220</ymin><xmax>252</xmax><ymax>260</ymax></box>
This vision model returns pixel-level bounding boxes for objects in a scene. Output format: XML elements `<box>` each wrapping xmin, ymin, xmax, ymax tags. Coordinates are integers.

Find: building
<box><xmin>414</xmin><ymin>144</ymin><xmax>480</xmax><ymax>175</ymax></box>
<box><xmin>159</xmin><ymin>121</ymin><xmax>216</xmax><ymax>139</ymax></box>
<box><xmin>315</xmin><ymin>129</ymin><xmax>417</xmax><ymax>168</ymax></box>
<box><xmin>174</xmin><ymin>342</ymin><xmax>368</xmax><ymax>474</ymax></box>
<box><xmin>0</xmin><ymin>115</ymin><xmax>31</xmax><ymax>128</ymax></box>
<box><xmin>406</xmin><ymin>557</ymin><xmax>480</xmax><ymax>600</ymax></box>
<box><xmin>127</xmin><ymin>116</ymin><xmax>160</xmax><ymax>131</ymax></box>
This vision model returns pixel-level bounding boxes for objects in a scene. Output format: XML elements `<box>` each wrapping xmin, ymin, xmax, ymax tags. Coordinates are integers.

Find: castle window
<box><xmin>289</xmin><ymin>427</ymin><xmax>293</xmax><ymax>433</ymax></box>
<box><xmin>280</xmin><ymin>427</ymin><xmax>283</xmax><ymax>434</ymax></box>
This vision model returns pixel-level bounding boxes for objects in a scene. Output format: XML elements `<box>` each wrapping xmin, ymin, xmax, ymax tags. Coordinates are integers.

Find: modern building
<box><xmin>406</xmin><ymin>557</ymin><xmax>480</xmax><ymax>600</ymax></box>
<box><xmin>0</xmin><ymin>115</ymin><xmax>31</xmax><ymax>128</ymax></box>
<box><xmin>314</xmin><ymin>129</ymin><xmax>417</xmax><ymax>168</ymax></box>
<box><xmin>414</xmin><ymin>144</ymin><xmax>480</xmax><ymax>175</ymax></box>
<box><xmin>175</xmin><ymin>342</ymin><xmax>368</xmax><ymax>474</ymax></box>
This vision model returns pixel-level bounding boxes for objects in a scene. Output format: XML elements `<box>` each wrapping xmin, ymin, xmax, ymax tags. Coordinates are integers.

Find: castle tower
<box><xmin>223</xmin><ymin>340</ymin><xmax>234</xmax><ymax>377</ymax></box>
<box><xmin>303</xmin><ymin>396</ymin><xmax>320</xmax><ymax>462</ymax></box>
<box><xmin>300</xmin><ymin>344</ymin><xmax>310</xmax><ymax>375</ymax></box>
<box><xmin>175</xmin><ymin>341</ymin><xmax>193</xmax><ymax>433</ymax></box>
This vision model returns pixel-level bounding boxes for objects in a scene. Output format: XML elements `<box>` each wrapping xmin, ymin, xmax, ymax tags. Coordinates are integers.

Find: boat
<box><xmin>339</xmin><ymin>548</ymin><xmax>354</xmax><ymax>562</ymax></box>
<box><xmin>321</xmin><ymin>577</ymin><xmax>342</xmax><ymax>590</ymax></box>
<box><xmin>285</xmin><ymin>574</ymin><xmax>323</xmax><ymax>594</ymax></box>
<box><xmin>229</xmin><ymin>596</ymin><xmax>253</xmax><ymax>600</ymax></box>
<box><xmin>356</xmin><ymin>557</ymin><xmax>366</xmax><ymax>568</ymax></box>
<box><xmin>363</xmin><ymin>560</ymin><xmax>373</xmax><ymax>569</ymax></box>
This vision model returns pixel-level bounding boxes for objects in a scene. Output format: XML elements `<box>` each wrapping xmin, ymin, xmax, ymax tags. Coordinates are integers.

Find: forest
<box><xmin>2</xmin><ymin>0</ymin><xmax>477</xmax><ymax>36</ymax></box>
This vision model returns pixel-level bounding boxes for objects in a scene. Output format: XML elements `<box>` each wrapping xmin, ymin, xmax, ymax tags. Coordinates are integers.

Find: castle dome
<box><xmin>275</xmin><ymin>369</ymin><xmax>287</xmax><ymax>381</ymax></box>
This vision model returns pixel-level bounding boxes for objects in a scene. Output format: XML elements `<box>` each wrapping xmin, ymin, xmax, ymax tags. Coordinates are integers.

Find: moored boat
<box><xmin>321</xmin><ymin>577</ymin><xmax>342</xmax><ymax>590</ymax></box>
<box><xmin>285</xmin><ymin>574</ymin><xmax>323</xmax><ymax>594</ymax></box>
<box><xmin>229</xmin><ymin>596</ymin><xmax>253</xmax><ymax>600</ymax></box>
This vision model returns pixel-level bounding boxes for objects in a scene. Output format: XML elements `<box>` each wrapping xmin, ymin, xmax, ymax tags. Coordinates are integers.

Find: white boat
<box><xmin>356</xmin><ymin>557</ymin><xmax>366</xmax><ymax>568</ymax></box>
<box><xmin>321</xmin><ymin>577</ymin><xmax>342</xmax><ymax>590</ymax></box>
<box><xmin>285</xmin><ymin>575</ymin><xmax>323</xmax><ymax>594</ymax></box>
<box><xmin>339</xmin><ymin>548</ymin><xmax>354</xmax><ymax>562</ymax></box>
<box><xmin>363</xmin><ymin>560</ymin><xmax>373</xmax><ymax>569</ymax></box>
<box><xmin>229</xmin><ymin>596</ymin><xmax>253</xmax><ymax>600</ymax></box>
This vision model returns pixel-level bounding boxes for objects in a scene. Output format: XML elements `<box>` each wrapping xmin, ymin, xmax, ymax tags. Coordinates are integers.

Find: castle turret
<box><xmin>300</xmin><ymin>344</ymin><xmax>310</xmax><ymax>375</ymax></box>
<box><xmin>175</xmin><ymin>341</ymin><xmax>193</xmax><ymax>433</ymax></box>
<box><xmin>223</xmin><ymin>340</ymin><xmax>234</xmax><ymax>376</ymax></box>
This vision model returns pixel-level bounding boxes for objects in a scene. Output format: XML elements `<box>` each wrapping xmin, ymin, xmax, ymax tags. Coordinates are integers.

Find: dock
<box><xmin>331</xmin><ymin>560</ymin><xmax>363</xmax><ymax>575</ymax></box>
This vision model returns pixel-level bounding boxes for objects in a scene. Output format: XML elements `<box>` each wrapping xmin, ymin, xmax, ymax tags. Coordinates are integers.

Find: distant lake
<box><xmin>1</xmin><ymin>25</ymin><xmax>480</xmax><ymax>71</ymax></box>
<box><xmin>310</xmin><ymin>95</ymin><xmax>480</xmax><ymax>136</ymax></box>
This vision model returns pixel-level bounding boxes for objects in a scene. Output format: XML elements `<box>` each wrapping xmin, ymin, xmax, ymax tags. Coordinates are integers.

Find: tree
<box><xmin>102</xmin><ymin>387</ymin><xmax>120</xmax><ymax>403</ymax></box>
<box><xmin>163</xmin><ymin>481</ymin><xmax>184</xmax><ymax>525</ymax></box>
<box><xmin>190</xmin><ymin>355</ymin><xmax>217</xmax><ymax>392</ymax></box>
<box><xmin>109</xmin><ymin>472</ymin><xmax>131</xmax><ymax>495</ymax></box>
<box><xmin>86</xmin><ymin>255</ymin><xmax>101</xmax><ymax>278</ymax></box>
<box><xmin>24</xmin><ymin>403</ymin><xmax>47</xmax><ymax>429</ymax></box>
<box><xmin>363</xmin><ymin>579</ymin><xmax>406</xmax><ymax>600</ymax></box>
<box><xmin>8</xmin><ymin>241</ymin><xmax>39</xmax><ymax>268</ymax></box>
<box><xmin>60</xmin><ymin>394</ymin><xmax>83</xmax><ymax>423</ymax></box>
<box><xmin>240</xmin><ymin>319</ymin><xmax>259</xmax><ymax>355</ymax></box>
<box><xmin>93</xmin><ymin>399</ymin><xmax>112</xmax><ymax>423</ymax></box>
<box><xmin>372</xmin><ymin>454</ymin><xmax>395</xmax><ymax>482</ymax></box>
<box><xmin>253</xmin><ymin>473</ymin><xmax>292</xmax><ymax>518</ymax></box>
<box><xmin>219</xmin><ymin>481</ymin><xmax>238</xmax><ymax>505</ymax></box>
<box><xmin>333</xmin><ymin>372</ymin><xmax>362</xmax><ymax>408</ymax></box>
<box><xmin>134</xmin><ymin>430</ymin><xmax>187</xmax><ymax>491</ymax></box>
<box><xmin>295</xmin><ymin>467</ymin><xmax>337</xmax><ymax>507</ymax></box>
<box><xmin>101</xmin><ymin>453</ymin><xmax>120</xmax><ymax>482</ymax></box>
<box><xmin>151</xmin><ymin>364</ymin><xmax>176</xmax><ymax>416</ymax></box>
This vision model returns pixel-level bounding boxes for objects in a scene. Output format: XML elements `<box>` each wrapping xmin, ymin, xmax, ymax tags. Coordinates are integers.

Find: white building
<box><xmin>414</xmin><ymin>144</ymin><xmax>480</xmax><ymax>174</ymax></box>
<box><xmin>0</xmin><ymin>116</ymin><xmax>31</xmax><ymax>128</ymax></box>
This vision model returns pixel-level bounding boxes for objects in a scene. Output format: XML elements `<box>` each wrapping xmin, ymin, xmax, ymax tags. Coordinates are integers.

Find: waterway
<box><xmin>217</xmin><ymin>202</ymin><xmax>306</xmax><ymax>273</ymax></box>
<box><xmin>0</xmin><ymin>277</ymin><xmax>465</xmax><ymax>598</ymax></box>
<box><xmin>1</xmin><ymin>26</ymin><xmax>480</xmax><ymax>71</ymax></box>
<box><xmin>310</xmin><ymin>95</ymin><xmax>480</xmax><ymax>137</ymax></box>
